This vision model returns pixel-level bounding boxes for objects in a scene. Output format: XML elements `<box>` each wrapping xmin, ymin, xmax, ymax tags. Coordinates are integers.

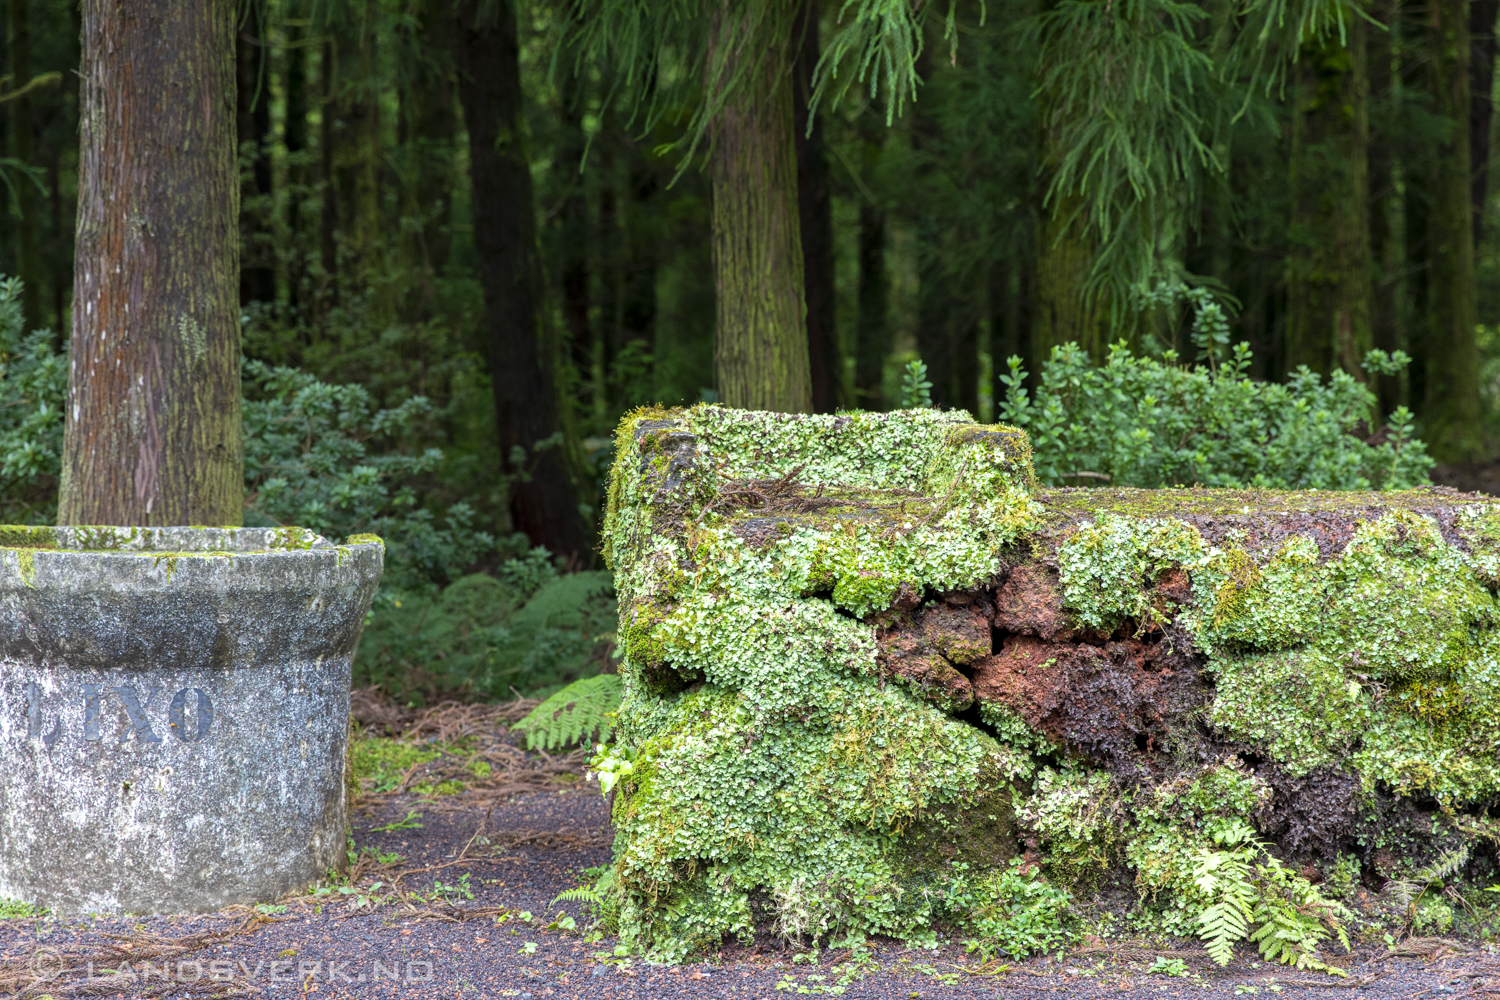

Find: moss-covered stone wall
<box><xmin>599</xmin><ymin>405</ymin><xmax>1500</xmax><ymax>962</ymax></box>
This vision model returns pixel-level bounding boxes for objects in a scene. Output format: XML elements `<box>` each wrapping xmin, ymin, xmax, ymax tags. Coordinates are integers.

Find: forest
<box><xmin>0</xmin><ymin>0</ymin><xmax>1496</xmax><ymax>698</ymax></box>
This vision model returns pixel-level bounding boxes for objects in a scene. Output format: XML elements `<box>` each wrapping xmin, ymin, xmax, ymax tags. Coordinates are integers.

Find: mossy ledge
<box><xmin>596</xmin><ymin>405</ymin><xmax>1500</xmax><ymax>962</ymax></box>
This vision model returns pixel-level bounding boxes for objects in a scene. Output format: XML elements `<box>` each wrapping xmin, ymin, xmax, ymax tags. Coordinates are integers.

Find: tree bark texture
<box><xmin>455</xmin><ymin>0</ymin><xmax>592</xmax><ymax>563</ymax></box>
<box><xmin>1285</xmin><ymin>24</ymin><xmax>1373</xmax><ymax>377</ymax></box>
<box><xmin>709</xmin><ymin>2</ymin><xmax>812</xmax><ymax>414</ymax></box>
<box><xmin>1425</xmin><ymin>0</ymin><xmax>1484</xmax><ymax>462</ymax></box>
<box><xmin>331</xmin><ymin>0</ymin><xmax>382</xmax><ymax>289</ymax></box>
<box><xmin>793</xmin><ymin>0</ymin><xmax>838</xmax><ymax>414</ymax></box>
<box><xmin>59</xmin><ymin>0</ymin><xmax>243</xmax><ymax>527</ymax></box>
<box><xmin>1034</xmin><ymin>197</ymin><xmax>1106</xmax><ymax>372</ymax></box>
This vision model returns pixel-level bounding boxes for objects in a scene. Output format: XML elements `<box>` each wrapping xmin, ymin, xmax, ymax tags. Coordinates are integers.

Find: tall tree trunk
<box><xmin>318</xmin><ymin>40</ymin><xmax>338</xmax><ymax>304</ymax></box>
<box><xmin>558</xmin><ymin>70</ymin><xmax>592</xmax><ymax>387</ymax></box>
<box><xmin>1285</xmin><ymin>23</ymin><xmax>1373</xmax><ymax>376</ymax></box>
<box><xmin>1425</xmin><ymin>0</ymin><xmax>1484</xmax><ymax>461</ymax></box>
<box><xmin>1370</xmin><ymin>0</ymin><xmax>1410</xmax><ymax>416</ymax></box>
<box><xmin>709</xmin><ymin>4</ymin><xmax>812</xmax><ymax>413</ymax></box>
<box><xmin>455</xmin><ymin>0</ymin><xmax>592</xmax><ymax>563</ymax></box>
<box><xmin>285</xmin><ymin>18</ymin><xmax>308</xmax><ymax>310</ymax></box>
<box><xmin>59</xmin><ymin>0</ymin><xmax>242</xmax><ymax>526</ymax></box>
<box><xmin>793</xmin><ymin>0</ymin><xmax>838</xmax><ymax>413</ymax></box>
<box><xmin>7</xmin><ymin>0</ymin><xmax>41</xmax><ymax>330</ymax></box>
<box><xmin>236</xmin><ymin>0</ymin><xmax>275</xmax><ymax>305</ymax></box>
<box><xmin>330</xmin><ymin>1</ymin><xmax>381</xmax><ymax>292</ymax></box>
<box><xmin>1471</xmin><ymin>0</ymin><xmax>1498</xmax><ymax>249</ymax></box>
<box><xmin>400</xmin><ymin>0</ymin><xmax>456</xmax><ymax>285</ymax></box>
<box><xmin>855</xmin><ymin>200</ymin><xmax>889</xmax><ymax>408</ymax></box>
<box><xmin>1033</xmin><ymin>196</ymin><xmax>1106</xmax><ymax>371</ymax></box>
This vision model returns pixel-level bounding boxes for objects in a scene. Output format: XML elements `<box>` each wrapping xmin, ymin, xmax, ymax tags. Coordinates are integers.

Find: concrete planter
<box><xmin>0</xmin><ymin>525</ymin><xmax>383</xmax><ymax>915</ymax></box>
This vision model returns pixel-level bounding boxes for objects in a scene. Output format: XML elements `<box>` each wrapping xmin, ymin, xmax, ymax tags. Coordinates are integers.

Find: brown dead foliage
<box><xmin>0</xmin><ymin>915</ymin><xmax>265</xmax><ymax>998</ymax></box>
<box><xmin>350</xmin><ymin>689</ymin><xmax>589</xmax><ymax>815</ymax></box>
<box><xmin>350</xmin><ymin>687</ymin><xmax>538</xmax><ymax>738</ymax></box>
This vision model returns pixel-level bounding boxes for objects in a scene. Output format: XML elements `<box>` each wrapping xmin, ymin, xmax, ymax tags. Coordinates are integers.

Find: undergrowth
<box><xmin>998</xmin><ymin>339</ymin><xmax>1432</xmax><ymax>489</ymax></box>
<box><xmin>514</xmin><ymin>674</ymin><xmax>623</xmax><ymax>751</ymax></box>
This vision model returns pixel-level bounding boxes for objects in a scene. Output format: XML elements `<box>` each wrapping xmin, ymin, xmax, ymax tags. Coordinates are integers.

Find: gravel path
<box><xmin>1</xmin><ymin>785</ymin><xmax>1496</xmax><ymax>1000</ymax></box>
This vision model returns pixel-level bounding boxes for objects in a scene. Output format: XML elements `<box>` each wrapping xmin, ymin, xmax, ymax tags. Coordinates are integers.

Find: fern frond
<box><xmin>552</xmin><ymin>886</ymin><xmax>603</xmax><ymax>905</ymax></box>
<box><xmin>1198</xmin><ymin>900</ymin><xmax>1250</xmax><ymax>966</ymax></box>
<box><xmin>1383</xmin><ymin>877</ymin><xmax>1422</xmax><ymax>909</ymax></box>
<box><xmin>1416</xmin><ymin>846</ymin><xmax>1470</xmax><ymax>885</ymax></box>
<box><xmin>513</xmin><ymin>674</ymin><xmax>623</xmax><ymax>751</ymax></box>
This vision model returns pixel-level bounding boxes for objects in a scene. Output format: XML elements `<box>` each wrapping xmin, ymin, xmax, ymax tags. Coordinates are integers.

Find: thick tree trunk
<box><xmin>236</xmin><ymin>0</ymin><xmax>275</xmax><ymax>305</ymax></box>
<box><xmin>455</xmin><ymin>0</ymin><xmax>592</xmax><ymax>563</ymax></box>
<box><xmin>58</xmin><ymin>0</ymin><xmax>242</xmax><ymax>527</ymax></box>
<box><xmin>1034</xmin><ymin>197</ymin><xmax>1106</xmax><ymax>371</ymax></box>
<box><xmin>1471</xmin><ymin>0</ymin><xmax>1498</xmax><ymax>249</ymax></box>
<box><xmin>1369</xmin><ymin>0</ymin><xmax>1410</xmax><ymax>417</ymax></box>
<box><xmin>1285</xmin><ymin>23</ymin><xmax>1373</xmax><ymax>377</ymax></box>
<box><xmin>709</xmin><ymin>3</ymin><xmax>812</xmax><ymax>414</ymax></box>
<box><xmin>558</xmin><ymin>71</ymin><xmax>592</xmax><ymax>382</ymax></box>
<box><xmin>793</xmin><ymin>0</ymin><xmax>838</xmax><ymax>414</ymax></box>
<box><xmin>1425</xmin><ymin>0</ymin><xmax>1484</xmax><ymax>462</ymax></box>
<box><xmin>400</xmin><ymin>0</ymin><xmax>456</xmax><ymax>282</ymax></box>
<box><xmin>285</xmin><ymin>20</ymin><xmax>308</xmax><ymax>310</ymax></box>
<box><xmin>7</xmin><ymin>0</ymin><xmax>41</xmax><ymax>330</ymax></box>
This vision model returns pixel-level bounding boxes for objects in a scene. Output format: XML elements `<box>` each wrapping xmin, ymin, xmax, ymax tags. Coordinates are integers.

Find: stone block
<box><xmin>598</xmin><ymin>405</ymin><xmax>1500</xmax><ymax>960</ymax></box>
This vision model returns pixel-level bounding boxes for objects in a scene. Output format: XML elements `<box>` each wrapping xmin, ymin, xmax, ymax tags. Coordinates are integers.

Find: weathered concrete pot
<box><xmin>0</xmin><ymin>525</ymin><xmax>383</xmax><ymax>915</ymax></box>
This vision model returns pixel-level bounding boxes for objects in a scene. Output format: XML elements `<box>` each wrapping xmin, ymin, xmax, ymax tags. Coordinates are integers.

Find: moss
<box><xmin>348</xmin><ymin>734</ymin><xmax>442</xmax><ymax>792</ymax></box>
<box><xmin>605</xmin><ymin>666</ymin><xmax>1026</xmax><ymax>960</ymax></box>
<box><xmin>0</xmin><ymin>525</ymin><xmax>56</xmax><ymax>549</ymax></box>
<box><xmin>8</xmin><ymin>548</ymin><xmax>38</xmax><ymax>586</ymax></box>
<box><xmin>1056</xmin><ymin>513</ymin><xmax>1206</xmax><ymax>628</ymax></box>
<box><xmin>345</xmin><ymin>533</ymin><xmax>383</xmax><ymax>547</ymax></box>
<box><xmin>1209</xmin><ymin>648</ymin><xmax>1371</xmax><ymax>773</ymax></box>
<box><xmin>271</xmin><ymin>526</ymin><xmax>319</xmax><ymax>551</ymax></box>
<box><xmin>597</xmin><ymin>405</ymin><xmax>1500</xmax><ymax>961</ymax></box>
<box><xmin>1204</xmin><ymin>538</ymin><xmax>1322</xmax><ymax>647</ymax></box>
<box><xmin>151</xmin><ymin>553</ymin><xmax>180</xmax><ymax>581</ymax></box>
<box><xmin>73</xmin><ymin>526</ymin><xmax>136</xmax><ymax>550</ymax></box>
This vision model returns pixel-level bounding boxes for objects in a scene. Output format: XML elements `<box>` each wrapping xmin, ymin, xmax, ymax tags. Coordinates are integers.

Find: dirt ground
<box><xmin>0</xmin><ymin>765</ymin><xmax>1496</xmax><ymax>1000</ymax></box>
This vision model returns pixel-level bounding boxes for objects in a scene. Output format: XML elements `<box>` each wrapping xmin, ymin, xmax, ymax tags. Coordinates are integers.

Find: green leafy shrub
<box><xmin>0</xmin><ymin>276</ymin><xmax>64</xmax><ymax>524</ymax></box>
<box><xmin>999</xmin><ymin>341</ymin><xmax>1433</xmax><ymax>489</ymax></box>
<box><xmin>355</xmin><ymin>570</ymin><xmax>616</xmax><ymax>702</ymax></box>
<box><xmin>514</xmin><ymin>673</ymin><xmax>623</xmax><ymax>750</ymax></box>
<box><xmin>243</xmin><ymin>359</ymin><xmax>494</xmax><ymax>590</ymax></box>
<box><xmin>939</xmin><ymin>859</ymin><xmax>1076</xmax><ymax>960</ymax></box>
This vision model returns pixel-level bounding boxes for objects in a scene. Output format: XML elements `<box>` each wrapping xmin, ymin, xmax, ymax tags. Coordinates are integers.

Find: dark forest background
<box><xmin>3</xmin><ymin>0</ymin><xmax>1500</xmax><ymax>699</ymax></box>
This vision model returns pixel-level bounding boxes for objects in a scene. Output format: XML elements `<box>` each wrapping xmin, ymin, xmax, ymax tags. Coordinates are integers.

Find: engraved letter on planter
<box><xmin>112</xmin><ymin>687</ymin><xmax>163</xmax><ymax>743</ymax></box>
<box><xmin>168</xmin><ymin>689</ymin><xmax>213</xmax><ymax>742</ymax></box>
<box><xmin>24</xmin><ymin>682</ymin><xmax>60</xmax><ymax>747</ymax></box>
